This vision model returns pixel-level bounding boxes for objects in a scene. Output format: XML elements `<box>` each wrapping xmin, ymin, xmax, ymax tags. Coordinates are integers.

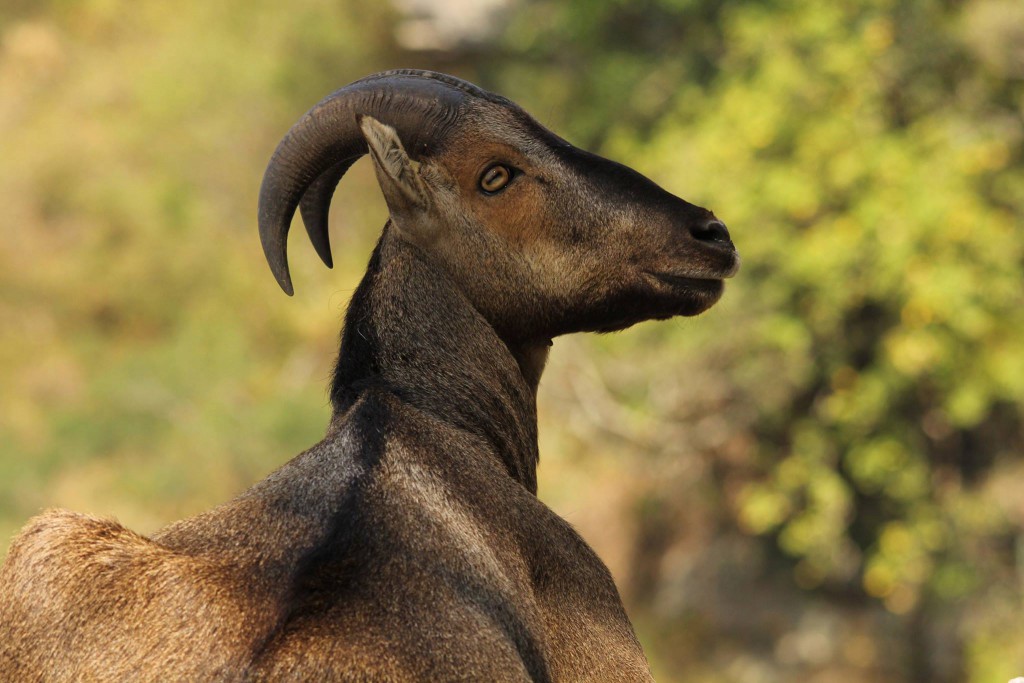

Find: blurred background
<box><xmin>1</xmin><ymin>0</ymin><xmax>1022</xmax><ymax>680</ymax></box>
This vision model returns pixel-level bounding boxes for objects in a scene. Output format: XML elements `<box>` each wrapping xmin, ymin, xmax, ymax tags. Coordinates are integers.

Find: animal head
<box><xmin>259</xmin><ymin>70</ymin><xmax>739</xmax><ymax>341</ymax></box>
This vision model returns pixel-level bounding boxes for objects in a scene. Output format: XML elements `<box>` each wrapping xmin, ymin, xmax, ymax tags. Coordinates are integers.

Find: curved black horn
<box><xmin>298</xmin><ymin>159</ymin><xmax>354</xmax><ymax>269</ymax></box>
<box><xmin>258</xmin><ymin>70</ymin><xmax>479</xmax><ymax>294</ymax></box>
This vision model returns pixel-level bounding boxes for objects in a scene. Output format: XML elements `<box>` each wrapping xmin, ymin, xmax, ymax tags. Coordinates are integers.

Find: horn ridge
<box><xmin>258</xmin><ymin>71</ymin><xmax>472</xmax><ymax>294</ymax></box>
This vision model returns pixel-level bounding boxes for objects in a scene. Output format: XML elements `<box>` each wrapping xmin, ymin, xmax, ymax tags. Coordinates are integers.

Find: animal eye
<box><xmin>479</xmin><ymin>164</ymin><xmax>513</xmax><ymax>194</ymax></box>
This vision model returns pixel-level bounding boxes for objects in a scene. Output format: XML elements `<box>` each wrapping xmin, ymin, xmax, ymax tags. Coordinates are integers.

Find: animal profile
<box><xmin>0</xmin><ymin>70</ymin><xmax>738</xmax><ymax>681</ymax></box>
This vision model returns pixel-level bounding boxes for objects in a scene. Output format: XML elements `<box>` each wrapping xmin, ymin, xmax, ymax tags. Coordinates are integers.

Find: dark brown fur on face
<box><xmin>0</xmin><ymin>71</ymin><xmax>738</xmax><ymax>682</ymax></box>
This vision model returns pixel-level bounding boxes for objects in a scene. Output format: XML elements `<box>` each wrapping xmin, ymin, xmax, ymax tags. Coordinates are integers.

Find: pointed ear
<box><xmin>359</xmin><ymin>115</ymin><xmax>433</xmax><ymax>230</ymax></box>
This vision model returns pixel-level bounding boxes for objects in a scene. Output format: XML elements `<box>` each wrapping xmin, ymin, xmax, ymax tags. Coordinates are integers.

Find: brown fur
<box><xmin>0</xmin><ymin>77</ymin><xmax>738</xmax><ymax>681</ymax></box>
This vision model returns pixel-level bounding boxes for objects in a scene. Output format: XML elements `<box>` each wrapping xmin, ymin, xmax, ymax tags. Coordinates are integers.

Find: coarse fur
<box><xmin>0</xmin><ymin>71</ymin><xmax>738</xmax><ymax>681</ymax></box>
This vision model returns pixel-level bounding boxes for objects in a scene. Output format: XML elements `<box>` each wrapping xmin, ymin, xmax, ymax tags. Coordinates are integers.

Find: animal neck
<box><xmin>329</xmin><ymin>227</ymin><xmax>545</xmax><ymax>493</ymax></box>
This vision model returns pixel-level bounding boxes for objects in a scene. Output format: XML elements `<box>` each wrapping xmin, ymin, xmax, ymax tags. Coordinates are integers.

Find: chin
<box><xmin>567</xmin><ymin>281</ymin><xmax>725</xmax><ymax>335</ymax></box>
<box><xmin>674</xmin><ymin>280</ymin><xmax>724</xmax><ymax>317</ymax></box>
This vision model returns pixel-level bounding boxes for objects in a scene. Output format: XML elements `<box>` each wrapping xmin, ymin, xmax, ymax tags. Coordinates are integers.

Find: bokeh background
<box><xmin>2</xmin><ymin>0</ymin><xmax>1022</xmax><ymax>680</ymax></box>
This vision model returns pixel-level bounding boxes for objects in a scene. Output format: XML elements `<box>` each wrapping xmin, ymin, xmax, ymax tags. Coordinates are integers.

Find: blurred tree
<box><xmin>0</xmin><ymin>0</ymin><xmax>401</xmax><ymax>534</ymax></box>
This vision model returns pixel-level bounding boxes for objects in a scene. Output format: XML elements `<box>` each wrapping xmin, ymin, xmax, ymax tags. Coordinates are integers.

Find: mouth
<box><xmin>644</xmin><ymin>247</ymin><xmax>741</xmax><ymax>289</ymax></box>
<box><xmin>645</xmin><ymin>272</ymin><xmax>725</xmax><ymax>292</ymax></box>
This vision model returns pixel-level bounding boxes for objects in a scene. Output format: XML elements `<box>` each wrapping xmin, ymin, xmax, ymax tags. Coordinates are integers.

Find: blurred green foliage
<box><xmin>1</xmin><ymin>0</ymin><xmax>1022</xmax><ymax>681</ymax></box>
<box><xmin>0</xmin><ymin>0</ymin><xmax>399</xmax><ymax>530</ymax></box>
<box><xmin>493</xmin><ymin>0</ymin><xmax>1024</xmax><ymax>679</ymax></box>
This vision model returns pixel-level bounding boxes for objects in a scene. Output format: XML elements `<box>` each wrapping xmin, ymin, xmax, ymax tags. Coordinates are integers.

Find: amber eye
<box><xmin>479</xmin><ymin>164</ymin><xmax>513</xmax><ymax>194</ymax></box>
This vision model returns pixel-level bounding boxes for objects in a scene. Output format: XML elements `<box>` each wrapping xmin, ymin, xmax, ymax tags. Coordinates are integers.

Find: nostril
<box><xmin>690</xmin><ymin>219</ymin><xmax>731</xmax><ymax>245</ymax></box>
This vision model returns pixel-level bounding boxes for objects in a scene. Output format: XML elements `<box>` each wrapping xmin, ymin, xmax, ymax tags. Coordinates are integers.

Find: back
<box><xmin>1</xmin><ymin>392</ymin><xmax>650</xmax><ymax>681</ymax></box>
